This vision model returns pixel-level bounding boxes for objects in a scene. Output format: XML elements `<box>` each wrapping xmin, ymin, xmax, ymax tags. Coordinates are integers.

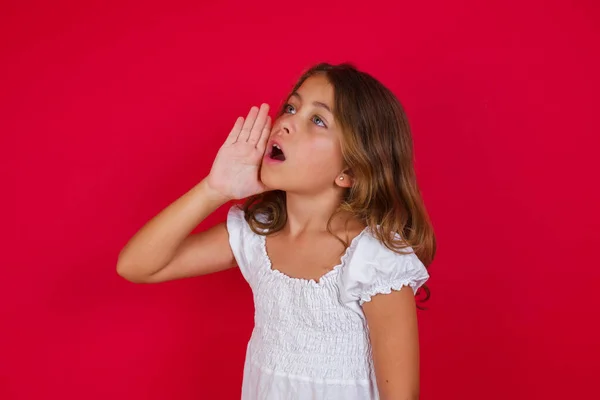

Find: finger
<box><xmin>239</xmin><ymin>106</ymin><xmax>259</xmax><ymax>142</ymax></box>
<box><xmin>225</xmin><ymin>116</ymin><xmax>245</xmax><ymax>144</ymax></box>
<box><xmin>257</xmin><ymin>116</ymin><xmax>271</xmax><ymax>151</ymax></box>
<box><xmin>248</xmin><ymin>103</ymin><xmax>270</xmax><ymax>143</ymax></box>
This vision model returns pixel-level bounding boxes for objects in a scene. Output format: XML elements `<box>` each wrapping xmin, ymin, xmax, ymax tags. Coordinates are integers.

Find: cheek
<box><xmin>301</xmin><ymin>138</ymin><xmax>344</xmax><ymax>169</ymax></box>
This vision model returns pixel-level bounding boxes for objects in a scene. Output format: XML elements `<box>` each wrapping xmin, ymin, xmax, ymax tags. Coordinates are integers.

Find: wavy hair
<box><xmin>242</xmin><ymin>63</ymin><xmax>436</xmax><ymax>303</ymax></box>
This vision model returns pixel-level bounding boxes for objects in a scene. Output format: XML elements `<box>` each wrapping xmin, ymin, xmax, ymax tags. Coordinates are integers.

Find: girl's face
<box><xmin>261</xmin><ymin>74</ymin><xmax>348</xmax><ymax>194</ymax></box>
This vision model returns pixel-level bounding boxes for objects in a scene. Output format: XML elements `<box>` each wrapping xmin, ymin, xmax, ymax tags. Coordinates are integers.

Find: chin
<box><xmin>260</xmin><ymin>165</ymin><xmax>284</xmax><ymax>191</ymax></box>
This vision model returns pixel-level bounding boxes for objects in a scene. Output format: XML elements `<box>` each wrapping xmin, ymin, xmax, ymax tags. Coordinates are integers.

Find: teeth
<box><xmin>273</xmin><ymin>144</ymin><xmax>281</xmax><ymax>149</ymax></box>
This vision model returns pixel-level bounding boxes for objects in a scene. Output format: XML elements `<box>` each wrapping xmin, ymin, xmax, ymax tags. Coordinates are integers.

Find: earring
<box><xmin>339</xmin><ymin>176</ymin><xmax>344</xmax><ymax>181</ymax></box>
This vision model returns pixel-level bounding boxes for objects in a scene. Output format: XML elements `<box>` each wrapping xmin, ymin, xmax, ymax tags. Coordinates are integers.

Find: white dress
<box><xmin>226</xmin><ymin>206</ymin><xmax>430</xmax><ymax>400</ymax></box>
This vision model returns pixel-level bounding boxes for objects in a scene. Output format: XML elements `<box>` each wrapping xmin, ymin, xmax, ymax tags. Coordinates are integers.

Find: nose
<box><xmin>275</xmin><ymin>114</ymin><xmax>294</xmax><ymax>136</ymax></box>
<box><xmin>280</xmin><ymin>119</ymin><xmax>292</xmax><ymax>135</ymax></box>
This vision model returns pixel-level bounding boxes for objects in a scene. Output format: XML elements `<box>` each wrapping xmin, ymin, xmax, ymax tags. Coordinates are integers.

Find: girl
<box><xmin>117</xmin><ymin>63</ymin><xmax>436</xmax><ymax>400</ymax></box>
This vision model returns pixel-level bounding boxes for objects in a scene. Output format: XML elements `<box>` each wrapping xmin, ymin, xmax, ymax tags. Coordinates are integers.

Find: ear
<box><xmin>334</xmin><ymin>170</ymin><xmax>354</xmax><ymax>188</ymax></box>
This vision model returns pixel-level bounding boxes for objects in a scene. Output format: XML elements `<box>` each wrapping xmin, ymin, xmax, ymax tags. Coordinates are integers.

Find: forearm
<box><xmin>117</xmin><ymin>178</ymin><xmax>228</xmax><ymax>279</ymax></box>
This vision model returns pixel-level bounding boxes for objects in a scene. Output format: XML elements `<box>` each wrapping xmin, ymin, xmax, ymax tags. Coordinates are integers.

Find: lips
<box><xmin>267</xmin><ymin>141</ymin><xmax>286</xmax><ymax>161</ymax></box>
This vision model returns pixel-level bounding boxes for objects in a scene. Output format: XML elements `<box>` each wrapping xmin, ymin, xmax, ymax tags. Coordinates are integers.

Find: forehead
<box><xmin>296</xmin><ymin>74</ymin><xmax>334</xmax><ymax>104</ymax></box>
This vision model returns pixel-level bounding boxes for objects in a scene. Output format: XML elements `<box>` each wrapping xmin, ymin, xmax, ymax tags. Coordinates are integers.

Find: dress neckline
<box><xmin>258</xmin><ymin>227</ymin><xmax>369</xmax><ymax>287</ymax></box>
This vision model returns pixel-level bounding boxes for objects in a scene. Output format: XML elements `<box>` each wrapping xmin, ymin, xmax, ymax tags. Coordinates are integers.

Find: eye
<box><xmin>312</xmin><ymin>115</ymin><xmax>326</xmax><ymax>128</ymax></box>
<box><xmin>284</xmin><ymin>104</ymin><xmax>296</xmax><ymax>114</ymax></box>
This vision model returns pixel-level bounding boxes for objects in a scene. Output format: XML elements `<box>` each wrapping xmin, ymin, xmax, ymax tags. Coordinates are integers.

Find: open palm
<box><xmin>207</xmin><ymin>104</ymin><xmax>272</xmax><ymax>200</ymax></box>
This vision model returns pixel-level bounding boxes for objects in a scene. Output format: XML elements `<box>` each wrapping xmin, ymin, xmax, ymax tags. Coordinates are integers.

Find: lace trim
<box><xmin>257</xmin><ymin>227</ymin><xmax>369</xmax><ymax>287</ymax></box>
<box><xmin>358</xmin><ymin>279</ymin><xmax>424</xmax><ymax>305</ymax></box>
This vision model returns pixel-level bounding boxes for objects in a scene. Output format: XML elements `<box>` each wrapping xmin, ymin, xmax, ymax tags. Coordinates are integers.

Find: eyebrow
<box><xmin>290</xmin><ymin>92</ymin><xmax>332</xmax><ymax>113</ymax></box>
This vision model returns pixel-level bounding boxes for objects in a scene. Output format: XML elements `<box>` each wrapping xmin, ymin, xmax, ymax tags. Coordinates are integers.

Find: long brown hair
<box><xmin>242</xmin><ymin>63</ymin><xmax>436</xmax><ymax>301</ymax></box>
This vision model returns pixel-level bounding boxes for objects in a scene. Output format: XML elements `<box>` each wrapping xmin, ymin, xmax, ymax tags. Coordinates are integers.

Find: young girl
<box><xmin>117</xmin><ymin>63</ymin><xmax>436</xmax><ymax>400</ymax></box>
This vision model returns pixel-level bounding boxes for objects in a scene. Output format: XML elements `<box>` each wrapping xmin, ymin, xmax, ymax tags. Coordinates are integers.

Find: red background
<box><xmin>2</xmin><ymin>0</ymin><xmax>599</xmax><ymax>399</ymax></box>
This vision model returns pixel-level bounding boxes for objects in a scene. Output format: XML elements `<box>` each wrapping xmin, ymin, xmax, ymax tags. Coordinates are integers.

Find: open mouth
<box><xmin>269</xmin><ymin>143</ymin><xmax>286</xmax><ymax>161</ymax></box>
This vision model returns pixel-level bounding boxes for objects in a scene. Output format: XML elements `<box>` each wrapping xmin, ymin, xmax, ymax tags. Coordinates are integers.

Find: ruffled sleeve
<box><xmin>226</xmin><ymin>205</ymin><xmax>254</xmax><ymax>284</ymax></box>
<box><xmin>339</xmin><ymin>231</ymin><xmax>430</xmax><ymax>306</ymax></box>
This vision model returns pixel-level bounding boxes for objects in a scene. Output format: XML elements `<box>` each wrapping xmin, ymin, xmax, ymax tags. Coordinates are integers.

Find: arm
<box><xmin>362</xmin><ymin>287</ymin><xmax>421</xmax><ymax>400</ymax></box>
<box><xmin>117</xmin><ymin>104</ymin><xmax>272</xmax><ymax>284</ymax></box>
<box><xmin>116</xmin><ymin>179</ymin><xmax>234</xmax><ymax>283</ymax></box>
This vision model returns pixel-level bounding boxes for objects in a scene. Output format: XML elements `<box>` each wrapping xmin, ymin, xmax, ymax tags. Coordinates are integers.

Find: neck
<box><xmin>283</xmin><ymin>189</ymin><xmax>354</xmax><ymax>237</ymax></box>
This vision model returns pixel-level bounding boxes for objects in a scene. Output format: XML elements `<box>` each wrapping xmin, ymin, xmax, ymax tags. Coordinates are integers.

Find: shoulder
<box><xmin>226</xmin><ymin>204</ymin><xmax>248</xmax><ymax>239</ymax></box>
<box><xmin>227</xmin><ymin>204</ymin><xmax>245</xmax><ymax>223</ymax></box>
<box><xmin>340</xmin><ymin>229</ymin><xmax>430</xmax><ymax>305</ymax></box>
<box><xmin>226</xmin><ymin>204</ymin><xmax>266</xmax><ymax>284</ymax></box>
<box><xmin>227</xmin><ymin>204</ymin><xmax>270</xmax><ymax>233</ymax></box>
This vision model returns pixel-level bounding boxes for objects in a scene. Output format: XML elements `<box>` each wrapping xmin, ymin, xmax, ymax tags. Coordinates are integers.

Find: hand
<box><xmin>206</xmin><ymin>104</ymin><xmax>272</xmax><ymax>200</ymax></box>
